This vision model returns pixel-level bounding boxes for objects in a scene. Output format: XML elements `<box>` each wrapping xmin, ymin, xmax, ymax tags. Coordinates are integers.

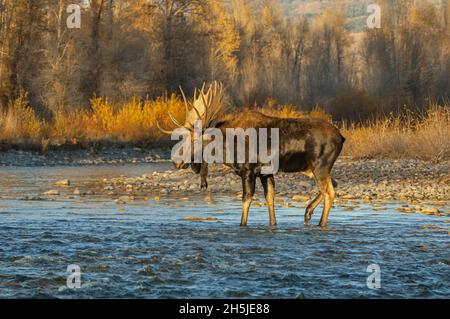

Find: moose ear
<box><xmin>209</xmin><ymin>119</ymin><xmax>225</xmax><ymax>128</ymax></box>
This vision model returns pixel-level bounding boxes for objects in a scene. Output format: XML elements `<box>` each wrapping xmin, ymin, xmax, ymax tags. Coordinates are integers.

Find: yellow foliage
<box><xmin>0</xmin><ymin>94</ymin><xmax>41</xmax><ymax>142</ymax></box>
<box><xmin>0</xmin><ymin>92</ymin><xmax>448</xmax><ymax>162</ymax></box>
<box><xmin>90</xmin><ymin>97</ymin><xmax>115</xmax><ymax>136</ymax></box>
<box><xmin>110</xmin><ymin>95</ymin><xmax>185</xmax><ymax>141</ymax></box>
<box><xmin>51</xmin><ymin>108</ymin><xmax>89</xmax><ymax>142</ymax></box>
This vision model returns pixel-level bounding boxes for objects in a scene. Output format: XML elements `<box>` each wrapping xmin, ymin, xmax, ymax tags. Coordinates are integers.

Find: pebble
<box><xmin>55</xmin><ymin>179</ymin><xmax>70</xmax><ymax>186</ymax></box>
<box><xmin>117</xmin><ymin>195</ymin><xmax>135</xmax><ymax>202</ymax></box>
<box><xmin>292</xmin><ymin>195</ymin><xmax>310</xmax><ymax>202</ymax></box>
<box><xmin>43</xmin><ymin>190</ymin><xmax>59</xmax><ymax>196</ymax></box>
<box><xmin>415</xmin><ymin>206</ymin><xmax>441</xmax><ymax>215</ymax></box>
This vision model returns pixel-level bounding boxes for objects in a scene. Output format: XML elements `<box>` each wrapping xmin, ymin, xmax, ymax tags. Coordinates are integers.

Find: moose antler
<box><xmin>156</xmin><ymin>121</ymin><xmax>174</xmax><ymax>135</ymax></box>
<box><xmin>156</xmin><ymin>89</ymin><xmax>192</xmax><ymax>134</ymax></box>
<box><xmin>156</xmin><ymin>81</ymin><xmax>225</xmax><ymax>134</ymax></box>
<box><xmin>195</xmin><ymin>81</ymin><xmax>224</xmax><ymax>127</ymax></box>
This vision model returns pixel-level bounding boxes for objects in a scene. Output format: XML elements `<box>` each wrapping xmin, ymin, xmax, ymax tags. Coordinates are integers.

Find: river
<box><xmin>0</xmin><ymin>164</ymin><xmax>448</xmax><ymax>298</ymax></box>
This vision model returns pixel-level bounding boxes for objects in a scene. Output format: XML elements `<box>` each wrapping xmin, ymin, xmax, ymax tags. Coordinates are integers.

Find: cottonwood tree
<box><xmin>0</xmin><ymin>0</ymin><xmax>46</xmax><ymax>109</ymax></box>
<box><xmin>38</xmin><ymin>0</ymin><xmax>84</xmax><ymax>112</ymax></box>
<box><xmin>303</xmin><ymin>8</ymin><xmax>350</xmax><ymax>106</ymax></box>
<box><xmin>0</xmin><ymin>0</ymin><xmax>448</xmax><ymax>120</ymax></box>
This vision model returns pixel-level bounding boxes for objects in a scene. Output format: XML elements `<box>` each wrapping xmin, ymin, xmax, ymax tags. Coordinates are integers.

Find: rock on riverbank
<box><xmin>95</xmin><ymin>159</ymin><xmax>449</xmax><ymax>203</ymax></box>
<box><xmin>3</xmin><ymin>147</ymin><xmax>448</xmax><ymax>211</ymax></box>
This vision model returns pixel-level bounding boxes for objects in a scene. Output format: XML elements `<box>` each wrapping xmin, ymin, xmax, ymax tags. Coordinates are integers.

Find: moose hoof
<box><xmin>200</xmin><ymin>183</ymin><xmax>208</xmax><ymax>190</ymax></box>
<box><xmin>318</xmin><ymin>222</ymin><xmax>327</xmax><ymax>228</ymax></box>
<box><xmin>304</xmin><ymin>212</ymin><xmax>312</xmax><ymax>225</ymax></box>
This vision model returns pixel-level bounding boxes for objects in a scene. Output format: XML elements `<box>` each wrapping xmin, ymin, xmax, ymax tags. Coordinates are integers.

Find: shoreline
<box><xmin>68</xmin><ymin>160</ymin><xmax>449</xmax><ymax>214</ymax></box>
<box><xmin>94</xmin><ymin>159</ymin><xmax>449</xmax><ymax>216</ymax></box>
<box><xmin>0</xmin><ymin>146</ymin><xmax>172</xmax><ymax>167</ymax></box>
<box><xmin>96</xmin><ymin>159</ymin><xmax>450</xmax><ymax>201</ymax></box>
<box><xmin>1</xmin><ymin>148</ymin><xmax>449</xmax><ymax>208</ymax></box>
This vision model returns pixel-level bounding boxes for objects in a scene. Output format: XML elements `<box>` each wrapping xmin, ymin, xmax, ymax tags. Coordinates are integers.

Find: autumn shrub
<box><xmin>50</xmin><ymin>108</ymin><xmax>90</xmax><ymax>144</ymax></box>
<box><xmin>0</xmin><ymin>93</ymin><xmax>42</xmax><ymax>143</ymax></box>
<box><xmin>342</xmin><ymin>104</ymin><xmax>450</xmax><ymax>162</ymax></box>
<box><xmin>1</xmin><ymin>92</ymin><xmax>448</xmax><ymax>163</ymax></box>
<box><xmin>111</xmin><ymin>94</ymin><xmax>185</xmax><ymax>141</ymax></box>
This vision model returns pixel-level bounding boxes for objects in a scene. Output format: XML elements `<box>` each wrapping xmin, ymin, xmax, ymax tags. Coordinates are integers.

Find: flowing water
<box><xmin>0</xmin><ymin>164</ymin><xmax>448</xmax><ymax>298</ymax></box>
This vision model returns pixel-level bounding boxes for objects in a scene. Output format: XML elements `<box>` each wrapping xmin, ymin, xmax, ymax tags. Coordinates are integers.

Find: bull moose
<box><xmin>157</xmin><ymin>82</ymin><xmax>345</xmax><ymax>227</ymax></box>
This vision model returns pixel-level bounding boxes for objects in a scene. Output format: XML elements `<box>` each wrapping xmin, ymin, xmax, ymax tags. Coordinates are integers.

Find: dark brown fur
<box><xmin>195</xmin><ymin>110</ymin><xmax>345</xmax><ymax>227</ymax></box>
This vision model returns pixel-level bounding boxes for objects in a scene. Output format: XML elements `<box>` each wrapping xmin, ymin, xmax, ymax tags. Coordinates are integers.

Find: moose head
<box><xmin>157</xmin><ymin>81</ymin><xmax>226</xmax><ymax>188</ymax></box>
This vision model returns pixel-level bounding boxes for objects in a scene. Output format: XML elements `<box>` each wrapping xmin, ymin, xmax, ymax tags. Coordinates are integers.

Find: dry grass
<box><xmin>0</xmin><ymin>94</ymin><xmax>186</xmax><ymax>147</ymax></box>
<box><xmin>54</xmin><ymin>94</ymin><xmax>185</xmax><ymax>143</ymax></box>
<box><xmin>0</xmin><ymin>94</ymin><xmax>449</xmax><ymax>162</ymax></box>
<box><xmin>0</xmin><ymin>93</ymin><xmax>42</xmax><ymax>143</ymax></box>
<box><xmin>342</xmin><ymin>105</ymin><xmax>450</xmax><ymax>162</ymax></box>
<box><xmin>257</xmin><ymin>104</ymin><xmax>332</xmax><ymax>122</ymax></box>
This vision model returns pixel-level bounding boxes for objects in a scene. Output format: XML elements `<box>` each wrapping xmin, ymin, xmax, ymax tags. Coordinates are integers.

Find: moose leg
<box><xmin>200</xmin><ymin>162</ymin><xmax>208</xmax><ymax>190</ymax></box>
<box><xmin>241</xmin><ymin>173</ymin><xmax>256</xmax><ymax>226</ymax></box>
<box><xmin>315</xmin><ymin>173</ymin><xmax>335</xmax><ymax>227</ymax></box>
<box><xmin>304</xmin><ymin>193</ymin><xmax>323</xmax><ymax>225</ymax></box>
<box><xmin>260</xmin><ymin>175</ymin><xmax>276</xmax><ymax>226</ymax></box>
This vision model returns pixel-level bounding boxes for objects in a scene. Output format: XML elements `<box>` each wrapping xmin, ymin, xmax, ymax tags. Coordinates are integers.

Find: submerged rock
<box><xmin>116</xmin><ymin>195</ymin><xmax>135</xmax><ymax>202</ymax></box>
<box><xmin>417</xmin><ymin>206</ymin><xmax>441</xmax><ymax>215</ymax></box>
<box><xmin>179</xmin><ymin>217</ymin><xmax>218</xmax><ymax>221</ymax></box>
<box><xmin>396</xmin><ymin>205</ymin><xmax>444</xmax><ymax>216</ymax></box>
<box><xmin>73</xmin><ymin>188</ymin><xmax>94</xmax><ymax>196</ymax></box>
<box><xmin>43</xmin><ymin>190</ymin><xmax>59</xmax><ymax>196</ymax></box>
<box><xmin>417</xmin><ymin>225</ymin><xmax>447</xmax><ymax>230</ymax></box>
<box><xmin>21</xmin><ymin>196</ymin><xmax>47</xmax><ymax>201</ymax></box>
<box><xmin>292</xmin><ymin>195</ymin><xmax>310</xmax><ymax>202</ymax></box>
<box><xmin>55</xmin><ymin>179</ymin><xmax>70</xmax><ymax>186</ymax></box>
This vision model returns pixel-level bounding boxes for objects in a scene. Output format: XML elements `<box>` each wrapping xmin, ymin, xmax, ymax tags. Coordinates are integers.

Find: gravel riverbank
<box><xmin>97</xmin><ymin>158</ymin><xmax>449</xmax><ymax>201</ymax></box>
<box><xmin>2</xmin><ymin>148</ymin><xmax>448</xmax><ymax>213</ymax></box>
<box><xmin>78</xmin><ymin>158</ymin><xmax>448</xmax><ymax>215</ymax></box>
